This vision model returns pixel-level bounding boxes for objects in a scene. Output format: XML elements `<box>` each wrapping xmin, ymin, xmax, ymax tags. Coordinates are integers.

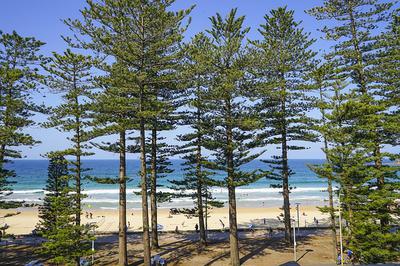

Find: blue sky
<box><xmin>0</xmin><ymin>0</ymin><xmax>340</xmax><ymax>159</ymax></box>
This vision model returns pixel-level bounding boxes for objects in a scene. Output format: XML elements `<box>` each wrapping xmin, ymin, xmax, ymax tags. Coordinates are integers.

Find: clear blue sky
<box><xmin>1</xmin><ymin>0</ymin><xmax>334</xmax><ymax>159</ymax></box>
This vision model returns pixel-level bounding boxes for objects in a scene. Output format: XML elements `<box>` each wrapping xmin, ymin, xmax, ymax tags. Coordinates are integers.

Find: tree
<box><xmin>42</xmin><ymin>49</ymin><xmax>95</xmax><ymax>265</ymax></box>
<box><xmin>0</xmin><ymin>31</ymin><xmax>44</xmax><ymax>212</ymax></box>
<box><xmin>90</xmin><ymin>62</ymin><xmax>139</xmax><ymax>265</ymax></box>
<box><xmin>309</xmin><ymin>62</ymin><xmax>338</xmax><ymax>261</ymax></box>
<box><xmin>169</xmin><ymin>33</ymin><xmax>223</xmax><ymax>246</ymax></box>
<box><xmin>249</xmin><ymin>6</ymin><xmax>316</xmax><ymax>244</ymax></box>
<box><xmin>147</xmin><ymin>81</ymin><xmax>183</xmax><ymax>249</ymax></box>
<box><xmin>148</xmin><ymin>135</ymin><xmax>174</xmax><ymax>248</ymax></box>
<box><xmin>308</xmin><ymin>1</ymin><xmax>400</xmax><ymax>262</ymax></box>
<box><xmin>38</xmin><ymin>153</ymin><xmax>94</xmax><ymax>265</ymax></box>
<box><xmin>203</xmin><ymin>9</ymin><xmax>263</xmax><ymax>265</ymax></box>
<box><xmin>65</xmin><ymin>1</ymin><xmax>193</xmax><ymax>262</ymax></box>
<box><xmin>38</xmin><ymin>155</ymin><xmax>69</xmax><ymax>232</ymax></box>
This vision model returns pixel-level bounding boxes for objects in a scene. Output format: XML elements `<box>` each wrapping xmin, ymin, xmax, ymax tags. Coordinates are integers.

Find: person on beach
<box><xmin>195</xmin><ymin>224</ymin><xmax>199</xmax><ymax>233</ymax></box>
<box><xmin>248</xmin><ymin>224</ymin><xmax>255</xmax><ymax>234</ymax></box>
<box><xmin>219</xmin><ymin>219</ymin><xmax>225</xmax><ymax>231</ymax></box>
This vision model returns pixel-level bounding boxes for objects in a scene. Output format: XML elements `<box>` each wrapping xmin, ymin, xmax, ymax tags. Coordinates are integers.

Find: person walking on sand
<box><xmin>268</xmin><ymin>227</ymin><xmax>273</xmax><ymax>237</ymax></box>
<box><xmin>219</xmin><ymin>219</ymin><xmax>225</xmax><ymax>231</ymax></box>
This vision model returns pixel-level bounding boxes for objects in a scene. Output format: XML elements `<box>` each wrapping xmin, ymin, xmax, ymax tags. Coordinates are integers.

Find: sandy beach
<box><xmin>0</xmin><ymin>206</ymin><xmax>328</xmax><ymax>235</ymax></box>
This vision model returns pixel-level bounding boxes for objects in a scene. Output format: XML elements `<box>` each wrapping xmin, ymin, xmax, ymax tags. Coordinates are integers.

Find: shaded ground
<box><xmin>1</xmin><ymin>229</ymin><xmax>341</xmax><ymax>265</ymax></box>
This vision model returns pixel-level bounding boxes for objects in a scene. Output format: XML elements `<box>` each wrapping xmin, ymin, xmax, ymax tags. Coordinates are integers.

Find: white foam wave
<box><xmin>100</xmin><ymin>207</ymin><xmax>117</xmax><ymax>210</ymax></box>
<box><xmin>237</xmin><ymin>196</ymin><xmax>322</xmax><ymax>201</ymax></box>
<box><xmin>12</xmin><ymin>187</ymin><xmax>324</xmax><ymax>195</ymax></box>
<box><xmin>12</xmin><ymin>189</ymin><xmax>44</xmax><ymax>194</ymax></box>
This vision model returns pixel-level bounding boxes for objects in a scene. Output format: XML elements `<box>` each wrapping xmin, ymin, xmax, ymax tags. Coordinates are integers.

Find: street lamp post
<box><xmin>89</xmin><ymin>221</ymin><xmax>96</xmax><ymax>266</ymax></box>
<box><xmin>293</xmin><ymin>218</ymin><xmax>297</xmax><ymax>262</ymax></box>
<box><xmin>338</xmin><ymin>194</ymin><xmax>344</xmax><ymax>266</ymax></box>
<box><xmin>295</xmin><ymin>203</ymin><xmax>300</xmax><ymax>233</ymax></box>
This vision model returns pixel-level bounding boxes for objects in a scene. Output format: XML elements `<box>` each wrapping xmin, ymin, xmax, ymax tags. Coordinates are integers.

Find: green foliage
<box><xmin>308</xmin><ymin>1</ymin><xmax>400</xmax><ymax>263</ymax></box>
<box><xmin>203</xmin><ymin>9</ymin><xmax>263</xmax><ymax>188</ymax></box>
<box><xmin>42</xmin><ymin>49</ymin><xmax>95</xmax><ymax>159</ymax></box>
<box><xmin>42</xmin><ymin>49</ymin><xmax>97</xmax><ymax>264</ymax></box>
<box><xmin>250</xmin><ymin>6</ymin><xmax>317</xmax><ymax>186</ymax></box>
<box><xmin>249</xmin><ymin>6</ymin><xmax>317</xmax><ymax>243</ymax></box>
<box><xmin>0</xmin><ymin>30</ymin><xmax>44</xmax><ymax>210</ymax></box>
<box><xmin>38</xmin><ymin>153</ymin><xmax>94</xmax><ymax>265</ymax></box>
<box><xmin>169</xmin><ymin>32</ymin><xmax>223</xmax><ymax>214</ymax></box>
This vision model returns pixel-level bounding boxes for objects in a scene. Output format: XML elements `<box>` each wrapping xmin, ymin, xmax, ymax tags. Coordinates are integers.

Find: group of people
<box><xmin>337</xmin><ymin>246</ymin><xmax>353</xmax><ymax>265</ymax></box>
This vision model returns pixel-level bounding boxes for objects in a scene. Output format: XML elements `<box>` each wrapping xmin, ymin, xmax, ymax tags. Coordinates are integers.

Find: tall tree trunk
<box><xmin>119</xmin><ymin>131</ymin><xmax>128</xmax><ymax>266</ymax></box>
<box><xmin>150</xmin><ymin>125</ymin><xmax>159</xmax><ymax>249</ymax></box>
<box><xmin>344</xmin><ymin>183</ymin><xmax>353</xmax><ymax>242</ymax></box>
<box><xmin>139</xmin><ymin>12</ymin><xmax>151</xmax><ymax>265</ymax></box>
<box><xmin>282</xmin><ymin>138</ymin><xmax>292</xmax><ymax>244</ymax></box>
<box><xmin>0</xmin><ymin>88</ymin><xmax>7</xmax><ymax>168</ymax></box>
<box><xmin>226</xmin><ymin>100</ymin><xmax>240</xmax><ymax>266</ymax></box>
<box><xmin>140</xmin><ymin>116</ymin><xmax>151</xmax><ymax>265</ymax></box>
<box><xmin>205</xmin><ymin>190</ymin><xmax>208</xmax><ymax>232</ymax></box>
<box><xmin>74</xmin><ymin>99</ymin><xmax>82</xmax><ymax>266</ymax></box>
<box><xmin>325</xmin><ymin>153</ymin><xmax>337</xmax><ymax>260</ymax></box>
<box><xmin>281</xmin><ymin>88</ymin><xmax>292</xmax><ymax>245</ymax></box>
<box><xmin>319</xmin><ymin>86</ymin><xmax>338</xmax><ymax>260</ymax></box>
<box><xmin>0</xmin><ymin>144</ymin><xmax>5</xmax><ymax>167</ymax></box>
<box><xmin>327</xmin><ymin>176</ymin><xmax>337</xmax><ymax>260</ymax></box>
<box><xmin>196</xmin><ymin>128</ymin><xmax>206</xmax><ymax>246</ymax></box>
<box><xmin>374</xmin><ymin>145</ymin><xmax>388</xmax><ymax>228</ymax></box>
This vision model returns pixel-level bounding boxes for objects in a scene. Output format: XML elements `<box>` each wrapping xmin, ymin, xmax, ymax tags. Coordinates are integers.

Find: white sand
<box><xmin>0</xmin><ymin>206</ymin><xmax>328</xmax><ymax>235</ymax></box>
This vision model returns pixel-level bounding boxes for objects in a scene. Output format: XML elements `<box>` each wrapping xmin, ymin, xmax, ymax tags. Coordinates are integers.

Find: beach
<box><xmin>0</xmin><ymin>206</ymin><xmax>328</xmax><ymax>235</ymax></box>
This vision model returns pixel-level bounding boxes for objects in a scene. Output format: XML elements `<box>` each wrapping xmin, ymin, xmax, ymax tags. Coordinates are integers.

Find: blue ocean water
<box><xmin>5</xmin><ymin>159</ymin><xmax>331</xmax><ymax>209</ymax></box>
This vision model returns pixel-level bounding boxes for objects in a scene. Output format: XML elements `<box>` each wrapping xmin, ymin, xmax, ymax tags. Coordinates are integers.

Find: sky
<box><xmin>0</xmin><ymin>0</ymin><xmax>340</xmax><ymax>160</ymax></box>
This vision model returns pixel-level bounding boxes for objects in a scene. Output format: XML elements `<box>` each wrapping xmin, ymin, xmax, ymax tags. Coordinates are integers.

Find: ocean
<box><xmin>5</xmin><ymin>159</ymin><xmax>332</xmax><ymax>210</ymax></box>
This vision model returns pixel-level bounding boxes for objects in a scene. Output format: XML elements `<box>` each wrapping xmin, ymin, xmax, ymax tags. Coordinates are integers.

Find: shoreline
<box><xmin>0</xmin><ymin>205</ymin><xmax>329</xmax><ymax>235</ymax></box>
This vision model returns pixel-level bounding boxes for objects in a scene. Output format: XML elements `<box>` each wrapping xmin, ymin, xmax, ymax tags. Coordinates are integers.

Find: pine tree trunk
<box><xmin>75</xmin><ymin>105</ymin><xmax>82</xmax><ymax>266</ymax></box>
<box><xmin>76</xmin><ymin>141</ymin><xmax>81</xmax><ymax>228</ymax></box>
<box><xmin>150</xmin><ymin>126</ymin><xmax>159</xmax><ymax>249</ymax></box>
<box><xmin>281</xmin><ymin>89</ymin><xmax>292</xmax><ymax>245</ymax></box>
<box><xmin>0</xmin><ymin>88</ymin><xmax>7</xmax><ymax>167</ymax></box>
<box><xmin>324</xmin><ymin>137</ymin><xmax>337</xmax><ymax>261</ymax></box>
<box><xmin>139</xmin><ymin>13</ymin><xmax>151</xmax><ymax>263</ymax></box>
<box><xmin>119</xmin><ymin>131</ymin><xmax>128</xmax><ymax>266</ymax></box>
<box><xmin>226</xmin><ymin>100</ymin><xmax>240</xmax><ymax>266</ymax></box>
<box><xmin>228</xmin><ymin>185</ymin><xmax>239</xmax><ymax>266</ymax></box>
<box><xmin>0</xmin><ymin>144</ymin><xmax>5</xmax><ymax>167</ymax></box>
<box><xmin>374</xmin><ymin>145</ymin><xmax>388</xmax><ymax>228</ymax></box>
<box><xmin>282</xmin><ymin>139</ymin><xmax>292</xmax><ymax>245</ymax></box>
<box><xmin>344</xmin><ymin>184</ymin><xmax>353</xmax><ymax>242</ymax></box>
<box><xmin>140</xmin><ymin>116</ymin><xmax>151</xmax><ymax>265</ymax></box>
<box><xmin>205</xmin><ymin>191</ymin><xmax>208</xmax><ymax>232</ymax></box>
<box><xmin>196</xmin><ymin>130</ymin><xmax>206</xmax><ymax>246</ymax></box>
<box><xmin>328</xmin><ymin>177</ymin><xmax>337</xmax><ymax>260</ymax></box>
